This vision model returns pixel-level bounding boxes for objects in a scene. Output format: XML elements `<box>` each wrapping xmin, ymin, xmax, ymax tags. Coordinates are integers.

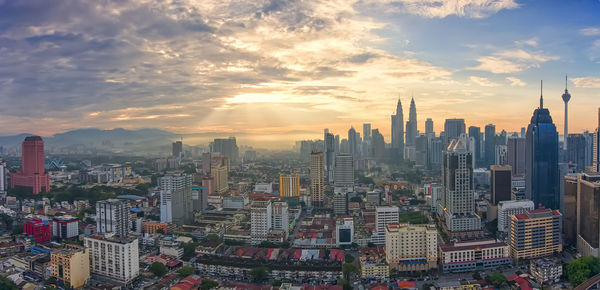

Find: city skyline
<box><xmin>1</xmin><ymin>1</ymin><xmax>600</xmax><ymax>149</ymax></box>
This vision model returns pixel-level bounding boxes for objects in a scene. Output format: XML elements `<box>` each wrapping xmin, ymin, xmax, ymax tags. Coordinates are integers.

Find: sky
<box><xmin>0</xmin><ymin>0</ymin><xmax>599</xmax><ymax>148</ymax></box>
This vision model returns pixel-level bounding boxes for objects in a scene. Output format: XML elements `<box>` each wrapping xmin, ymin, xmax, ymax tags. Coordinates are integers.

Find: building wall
<box><xmin>50</xmin><ymin>248</ymin><xmax>90</xmax><ymax>288</ymax></box>
<box><xmin>279</xmin><ymin>173</ymin><xmax>300</xmax><ymax>197</ymax></box>
<box><xmin>85</xmin><ymin>236</ymin><xmax>139</xmax><ymax>285</ymax></box>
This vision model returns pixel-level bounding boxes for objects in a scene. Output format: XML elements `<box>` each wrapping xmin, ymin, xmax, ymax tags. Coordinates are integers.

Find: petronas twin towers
<box><xmin>391</xmin><ymin>97</ymin><xmax>417</xmax><ymax>160</ymax></box>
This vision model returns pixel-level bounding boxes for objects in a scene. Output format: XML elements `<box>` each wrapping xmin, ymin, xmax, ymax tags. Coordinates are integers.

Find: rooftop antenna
<box><xmin>540</xmin><ymin>80</ymin><xmax>543</xmax><ymax>109</ymax></box>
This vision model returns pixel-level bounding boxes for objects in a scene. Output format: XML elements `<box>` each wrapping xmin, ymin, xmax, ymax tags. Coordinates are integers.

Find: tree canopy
<box><xmin>250</xmin><ymin>266</ymin><xmax>269</xmax><ymax>282</ymax></box>
<box><xmin>177</xmin><ymin>266</ymin><xmax>195</xmax><ymax>277</ymax></box>
<box><xmin>566</xmin><ymin>256</ymin><xmax>600</xmax><ymax>286</ymax></box>
<box><xmin>150</xmin><ymin>262</ymin><xmax>167</xmax><ymax>277</ymax></box>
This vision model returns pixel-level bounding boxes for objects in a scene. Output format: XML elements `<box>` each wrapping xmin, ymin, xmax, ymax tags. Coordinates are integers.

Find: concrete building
<box><xmin>439</xmin><ymin>239</ymin><xmax>511</xmax><ymax>273</ymax></box>
<box><xmin>279</xmin><ymin>173</ymin><xmax>300</xmax><ymax>197</ymax></box>
<box><xmin>336</xmin><ymin>217</ymin><xmax>354</xmax><ymax>246</ymax></box>
<box><xmin>385</xmin><ymin>223</ymin><xmax>437</xmax><ymax>272</ymax></box>
<box><xmin>310</xmin><ymin>152</ymin><xmax>325</xmax><ymax>207</ymax></box>
<box><xmin>497</xmin><ymin>200</ymin><xmax>534</xmax><ymax>233</ymax></box>
<box><xmin>360</xmin><ymin>247</ymin><xmax>389</xmax><ymax>281</ymax></box>
<box><xmin>143</xmin><ymin>222</ymin><xmax>169</xmax><ymax>234</ymax></box>
<box><xmin>507</xmin><ymin>137</ymin><xmax>526</xmax><ymax>176</ymax></box>
<box><xmin>564</xmin><ymin>174</ymin><xmax>579</xmax><ymax>246</ymax></box>
<box><xmin>490</xmin><ymin>165</ymin><xmax>512</xmax><ymax>205</ymax></box>
<box><xmin>223</xmin><ymin>195</ymin><xmax>248</xmax><ymax>209</ymax></box>
<box><xmin>575</xmin><ymin>173</ymin><xmax>600</xmax><ymax>257</ymax></box>
<box><xmin>210</xmin><ymin>137</ymin><xmax>239</xmax><ymax>165</ymax></box>
<box><xmin>272</xmin><ymin>200</ymin><xmax>289</xmax><ymax>238</ymax></box>
<box><xmin>172</xmin><ymin>140</ymin><xmax>183</xmax><ymax>158</ymax></box>
<box><xmin>334</xmin><ymin>154</ymin><xmax>354</xmax><ymax>191</ymax></box>
<box><xmin>24</xmin><ymin>219</ymin><xmax>51</xmax><ymax>243</ymax></box>
<box><xmin>333</xmin><ymin>192</ymin><xmax>348</xmax><ymax>216</ymax></box>
<box><xmin>251</xmin><ymin>200</ymin><xmax>272</xmax><ymax>244</ymax></box>
<box><xmin>159</xmin><ymin>172</ymin><xmax>193</xmax><ymax>224</ymax></box>
<box><xmin>96</xmin><ymin>199</ymin><xmax>130</xmax><ymax>237</ymax></box>
<box><xmin>372</xmin><ymin>206</ymin><xmax>399</xmax><ymax>245</ymax></box>
<box><xmin>211</xmin><ymin>163</ymin><xmax>229</xmax><ymax>194</ymax></box>
<box><xmin>85</xmin><ymin>234</ymin><xmax>139</xmax><ymax>286</ymax></box>
<box><xmin>509</xmin><ymin>208</ymin><xmax>562</xmax><ymax>260</ymax></box>
<box><xmin>530</xmin><ymin>258</ymin><xmax>562</xmax><ymax>284</ymax></box>
<box><xmin>440</xmin><ymin>135</ymin><xmax>482</xmax><ymax>235</ymax></box>
<box><xmin>52</xmin><ymin>216</ymin><xmax>79</xmax><ymax>240</ymax></box>
<box><xmin>50</xmin><ymin>245</ymin><xmax>90</xmax><ymax>288</ymax></box>
<box><xmin>444</xmin><ymin>119</ymin><xmax>466</xmax><ymax>148</ymax></box>
<box><xmin>11</xmin><ymin>136</ymin><xmax>50</xmax><ymax>194</ymax></box>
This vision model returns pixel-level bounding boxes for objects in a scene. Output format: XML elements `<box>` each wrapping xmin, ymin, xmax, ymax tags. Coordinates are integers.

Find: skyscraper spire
<box><xmin>540</xmin><ymin>80</ymin><xmax>543</xmax><ymax>109</ymax></box>
<box><xmin>562</xmin><ymin>75</ymin><xmax>572</xmax><ymax>151</ymax></box>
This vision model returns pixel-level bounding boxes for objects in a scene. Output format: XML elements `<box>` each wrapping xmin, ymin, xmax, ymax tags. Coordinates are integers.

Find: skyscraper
<box><xmin>574</xmin><ymin>173</ymin><xmax>600</xmax><ymax>256</ymax></box>
<box><xmin>96</xmin><ymin>199</ymin><xmax>130</xmax><ymax>237</ymax></box>
<box><xmin>348</xmin><ymin>127</ymin><xmax>358</xmax><ymax>159</ymax></box>
<box><xmin>526</xmin><ymin>82</ymin><xmax>559</xmax><ymax>210</ymax></box>
<box><xmin>325</xmin><ymin>132</ymin><xmax>335</xmax><ymax>183</ymax></box>
<box><xmin>444</xmin><ymin>119</ymin><xmax>466</xmax><ymax>147</ymax></box>
<box><xmin>11</xmin><ymin>136</ymin><xmax>50</xmax><ymax>194</ymax></box>
<box><xmin>594</xmin><ymin>108</ymin><xmax>600</xmax><ymax>172</ymax></box>
<box><xmin>567</xmin><ymin>134</ymin><xmax>587</xmax><ymax>172</ymax></box>
<box><xmin>425</xmin><ymin>118</ymin><xmax>434</xmax><ymax>136</ymax></box>
<box><xmin>391</xmin><ymin>99</ymin><xmax>404</xmax><ymax>160</ymax></box>
<box><xmin>363</xmin><ymin>123</ymin><xmax>372</xmax><ymax>157</ymax></box>
<box><xmin>562</xmin><ymin>75</ymin><xmax>572</xmax><ymax>151</ymax></box>
<box><xmin>334</xmin><ymin>154</ymin><xmax>354</xmax><ymax>191</ymax></box>
<box><xmin>485</xmin><ymin>124</ymin><xmax>496</xmax><ymax>168</ymax></box>
<box><xmin>405</xmin><ymin>97</ymin><xmax>418</xmax><ymax>147</ymax></box>
<box><xmin>211</xmin><ymin>137</ymin><xmax>239</xmax><ymax>164</ymax></box>
<box><xmin>159</xmin><ymin>172</ymin><xmax>193</xmax><ymax>224</ymax></box>
<box><xmin>468</xmin><ymin>126</ymin><xmax>482</xmax><ymax>167</ymax></box>
<box><xmin>507</xmin><ymin>137</ymin><xmax>526</xmax><ymax>176</ymax></box>
<box><xmin>363</xmin><ymin>123</ymin><xmax>371</xmax><ymax>142</ymax></box>
<box><xmin>172</xmin><ymin>140</ymin><xmax>183</xmax><ymax>158</ymax></box>
<box><xmin>491</xmin><ymin>165</ymin><xmax>512</xmax><ymax>205</ymax></box>
<box><xmin>441</xmin><ymin>134</ymin><xmax>481</xmax><ymax>234</ymax></box>
<box><xmin>310</xmin><ymin>151</ymin><xmax>324</xmax><ymax>207</ymax></box>
<box><xmin>372</xmin><ymin>129</ymin><xmax>386</xmax><ymax>161</ymax></box>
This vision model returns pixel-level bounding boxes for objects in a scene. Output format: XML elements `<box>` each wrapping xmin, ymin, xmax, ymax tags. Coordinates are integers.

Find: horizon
<box><xmin>1</xmin><ymin>1</ymin><xmax>599</xmax><ymax>149</ymax></box>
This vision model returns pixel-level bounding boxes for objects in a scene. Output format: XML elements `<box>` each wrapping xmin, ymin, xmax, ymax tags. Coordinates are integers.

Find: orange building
<box><xmin>144</xmin><ymin>222</ymin><xmax>169</xmax><ymax>234</ymax></box>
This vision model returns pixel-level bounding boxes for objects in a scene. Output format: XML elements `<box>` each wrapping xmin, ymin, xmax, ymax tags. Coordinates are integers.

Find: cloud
<box><xmin>506</xmin><ymin>76</ymin><xmax>526</xmax><ymax>87</ymax></box>
<box><xmin>515</xmin><ymin>37</ymin><xmax>538</xmax><ymax>47</ymax></box>
<box><xmin>571</xmin><ymin>77</ymin><xmax>600</xmax><ymax>88</ymax></box>
<box><xmin>470</xmin><ymin>76</ymin><xmax>500</xmax><ymax>87</ymax></box>
<box><xmin>364</xmin><ymin>0</ymin><xmax>519</xmax><ymax>18</ymax></box>
<box><xmin>580</xmin><ymin>27</ymin><xmax>600</xmax><ymax>36</ymax></box>
<box><xmin>470</xmin><ymin>49</ymin><xmax>558</xmax><ymax>74</ymax></box>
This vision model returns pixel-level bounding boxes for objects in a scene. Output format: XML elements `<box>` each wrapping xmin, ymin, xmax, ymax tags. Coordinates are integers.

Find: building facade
<box><xmin>575</xmin><ymin>173</ymin><xmax>600</xmax><ymax>257</ymax></box>
<box><xmin>509</xmin><ymin>208</ymin><xmax>562</xmax><ymax>260</ymax></box>
<box><xmin>439</xmin><ymin>239</ymin><xmax>511</xmax><ymax>273</ymax></box>
<box><xmin>497</xmin><ymin>200</ymin><xmax>535</xmax><ymax>233</ymax></box>
<box><xmin>334</xmin><ymin>154</ymin><xmax>354</xmax><ymax>191</ymax></box>
<box><xmin>24</xmin><ymin>219</ymin><xmax>51</xmax><ymax>243</ymax></box>
<box><xmin>490</xmin><ymin>165</ymin><xmax>512</xmax><ymax>205</ymax></box>
<box><xmin>52</xmin><ymin>216</ymin><xmax>79</xmax><ymax>240</ymax></box>
<box><xmin>96</xmin><ymin>199</ymin><xmax>130</xmax><ymax>236</ymax></box>
<box><xmin>385</xmin><ymin>223</ymin><xmax>437</xmax><ymax>272</ymax></box>
<box><xmin>279</xmin><ymin>173</ymin><xmax>300</xmax><ymax>197</ymax></box>
<box><xmin>10</xmin><ymin>136</ymin><xmax>50</xmax><ymax>194</ymax></box>
<box><xmin>85</xmin><ymin>235</ymin><xmax>139</xmax><ymax>286</ymax></box>
<box><xmin>372</xmin><ymin>206</ymin><xmax>399</xmax><ymax>245</ymax></box>
<box><xmin>310</xmin><ymin>152</ymin><xmax>325</xmax><ymax>207</ymax></box>
<box><xmin>50</xmin><ymin>245</ymin><xmax>90</xmax><ymax>288</ymax></box>
<box><xmin>507</xmin><ymin>137</ymin><xmax>526</xmax><ymax>176</ymax></box>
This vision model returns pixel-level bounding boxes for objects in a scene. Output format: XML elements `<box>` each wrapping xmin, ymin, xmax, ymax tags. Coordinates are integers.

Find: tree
<box><xmin>272</xmin><ymin>280</ymin><xmax>282</xmax><ymax>287</ymax></box>
<box><xmin>489</xmin><ymin>272</ymin><xmax>507</xmax><ymax>288</ymax></box>
<box><xmin>182</xmin><ymin>242</ymin><xmax>200</xmax><ymax>260</ymax></box>
<box><xmin>205</xmin><ymin>234</ymin><xmax>221</xmax><ymax>243</ymax></box>
<box><xmin>0</xmin><ymin>213</ymin><xmax>14</xmax><ymax>230</ymax></box>
<box><xmin>342</xmin><ymin>263</ymin><xmax>358</xmax><ymax>280</ymax></box>
<box><xmin>200</xmin><ymin>279</ymin><xmax>219</xmax><ymax>290</ymax></box>
<box><xmin>155</xmin><ymin>228</ymin><xmax>165</xmax><ymax>234</ymax></box>
<box><xmin>349</xmin><ymin>196</ymin><xmax>362</xmax><ymax>203</ymax></box>
<box><xmin>339</xmin><ymin>278</ymin><xmax>351</xmax><ymax>290</ymax></box>
<box><xmin>422</xmin><ymin>283</ymin><xmax>434</xmax><ymax>290</ymax></box>
<box><xmin>250</xmin><ymin>266</ymin><xmax>269</xmax><ymax>282</ymax></box>
<box><xmin>0</xmin><ymin>276</ymin><xmax>18</xmax><ymax>290</ymax></box>
<box><xmin>367</xmin><ymin>242</ymin><xmax>376</xmax><ymax>248</ymax></box>
<box><xmin>344</xmin><ymin>254</ymin><xmax>355</xmax><ymax>264</ymax></box>
<box><xmin>566</xmin><ymin>256</ymin><xmax>600</xmax><ymax>286</ymax></box>
<box><xmin>149</xmin><ymin>262</ymin><xmax>167</xmax><ymax>277</ymax></box>
<box><xmin>177</xmin><ymin>266</ymin><xmax>195</xmax><ymax>277</ymax></box>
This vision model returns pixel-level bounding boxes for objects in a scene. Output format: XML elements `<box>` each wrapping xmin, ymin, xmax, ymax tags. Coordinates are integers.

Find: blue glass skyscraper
<box><xmin>526</xmin><ymin>82</ymin><xmax>560</xmax><ymax>210</ymax></box>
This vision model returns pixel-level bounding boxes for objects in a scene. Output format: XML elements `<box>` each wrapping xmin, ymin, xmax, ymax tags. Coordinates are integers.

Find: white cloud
<box><xmin>571</xmin><ymin>77</ymin><xmax>600</xmax><ymax>88</ymax></box>
<box><xmin>515</xmin><ymin>37</ymin><xmax>538</xmax><ymax>47</ymax></box>
<box><xmin>470</xmin><ymin>49</ymin><xmax>558</xmax><ymax>74</ymax></box>
<box><xmin>365</xmin><ymin>0</ymin><xmax>519</xmax><ymax>18</ymax></box>
<box><xmin>470</xmin><ymin>76</ymin><xmax>500</xmax><ymax>87</ymax></box>
<box><xmin>580</xmin><ymin>27</ymin><xmax>600</xmax><ymax>36</ymax></box>
<box><xmin>506</xmin><ymin>76</ymin><xmax>526</xmax><ymax>87</ymax></box>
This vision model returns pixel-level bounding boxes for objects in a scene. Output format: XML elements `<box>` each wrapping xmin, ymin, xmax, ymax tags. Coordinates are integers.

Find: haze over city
<box><xmin>1</xmin><ymin>0</ymin><xmax>600</xmax><ymax>148</ymax></box>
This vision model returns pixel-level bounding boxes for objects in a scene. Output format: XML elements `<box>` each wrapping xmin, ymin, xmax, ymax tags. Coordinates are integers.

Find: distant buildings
<box><xmin>509</xmin><ymin>208</ymin><xmax>562</xmax><ymax>260</ymax></box>
<box><xmin>210</xmin><ymin>156</ymin><xmax>229</xmax><ymax>194</ymax></box>
<box><xmin>96</xmin><ymin>199</ymin><xmax>130</xmax><ymax>237</ymax></box>
<box><xmin>85</xmin><ymin>235</ymin><xmax>139</xmax><ymax>286</ymax></box>
<box><xmin>384</xmin><ymin>223</ymin><xmax>437</xmax><ymax>272</ymax></box>
<box><xmin>50</xmin><ymin>246</ymin><xmax>90</xmax><ymax>288</ymax></box>
<box><xmin>507</xmin><ymin>137</ymin><xmax>526</xmax><ymax>176</ymax></box>
<box><xmin>172</xmin><ymin>140</ymin><xmax>183</xmax><ymax>158</ymax></box>
<box><xmin>567</xmin><ymin>134</ymin><xmax>587</xmax><ymax>172</ymax></box>
<box><xmin>485</xmin><ymin>124</ymin><xmax>496</xmax><ymax>168</ymax></box>
<box><xmin>405</xmin><ymin>97</ymin><xmax>418</xmax><ymax>149</ymax></box>
<box><xmin>310</xmin><ymin>152</ymin><xmax>324</xmax><ymax>207</ymax></box>
<box><xmin>391</xmin><ymin>99</ymin><xmax>405</xmax><ymax>160</ymax></box>
<box><xmin>526</xmin><ymin>88</ymin><xmax>560</xmax><ymax>210</ymax></box>
<box><xmin>439</xmin><ymin>239</ymin><xmax>511</xmax><ymax>273</ymax></box>
<box><xmin>334</xmin><ymin>154</ymin><xmax>354</xmax><ymax>191</ymax></box>
<box><xmin>443</xmin><ymin>119</ymin><xmax>465</xmax><ymax>147</ymax></box>
<box><xmin>468</xmin><ymin>126</ymin><xmax>482</xmax><ymax>167</ymax></box>
<box><xmin>11</xmin><ymin>136</ymin><xmax>50</xmax><ymax>194</ymax></box>
<box><xmin>594</xmin><ymin>108</ymin><xmax>600</xmax><ymax>172</ymax></box>
<box><xmin>210</xmin><ymin>137</ymin><xmax>239</xmax><ymax>165</ymax></box>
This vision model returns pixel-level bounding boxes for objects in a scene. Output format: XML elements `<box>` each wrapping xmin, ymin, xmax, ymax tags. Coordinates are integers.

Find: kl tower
<box><xmin>562</xmin><ymin>75</ymin><xmax>571</xmax><ymax>150</ymax></box>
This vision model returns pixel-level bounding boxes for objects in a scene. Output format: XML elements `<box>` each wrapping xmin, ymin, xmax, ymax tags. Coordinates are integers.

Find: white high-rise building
<box><xmin>372</xmin><ymin>206</ymin><xmax>399</xmax><ymax>245</ymax></box>
<box><xmin>96</xmin><ymin>199</ymin><xmax>130</xmax><ymax>237</ymax></box>
<box><xmin>85</xmin><ymin>235</ymin><xmax>139</xmax><ymax>286</ymax></box>
<box><xmin>497</xmin><ymin>200</ymin><xmax>534</xmax><ymax>233</ymax></box>
<box><xmin>385</xmin><ymin>223</ymin><xmax>438</xmax><ymax>271</ymax></box>
<box><xmin>251</xmin><ymin>200</ymin><xmax>272</xmax><ymax>244</ymax></box>
<box><xmin>0</xmin><ymin>159</ymin><xmax>6</xmax><ymax>193</ymax></box>
<box><xmin>441</xmin><ymin>134</ymin><xmax>481</xmax><ymax>232</ymax></box>
<box><xmin>272</xmin><ymin>200</ymin><xmax>289</xmax><ymax>237</ymax></box>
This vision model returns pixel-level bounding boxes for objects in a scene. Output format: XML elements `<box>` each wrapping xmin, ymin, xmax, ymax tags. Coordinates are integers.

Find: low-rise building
<box><xmin>359</xmin><ymin>247</ymin><xmax>389</xmax><ymax>281</ymax></box>
<box><xmin>24</xmin><ymin>219</ymin><xmax>51</xmax><ymax>244</ymax></box>
<box><xmin>530</xmin><ymin>258</ymin><xmax>562</xmax><ymax>284</ymax></box>
<box><xmin>439</xmin><ymin>239</ymin><xmax>511</xmax><ymax>273</ymax></box>
<box><xmin>144</xmin><ymin>221</ymin><xmax>169</xmax><ymax>234</ymax></box>
<box><xmin>51</xmin><ymin>216</ymin><xmax>79</xmax><ymax>240</ymax></box>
